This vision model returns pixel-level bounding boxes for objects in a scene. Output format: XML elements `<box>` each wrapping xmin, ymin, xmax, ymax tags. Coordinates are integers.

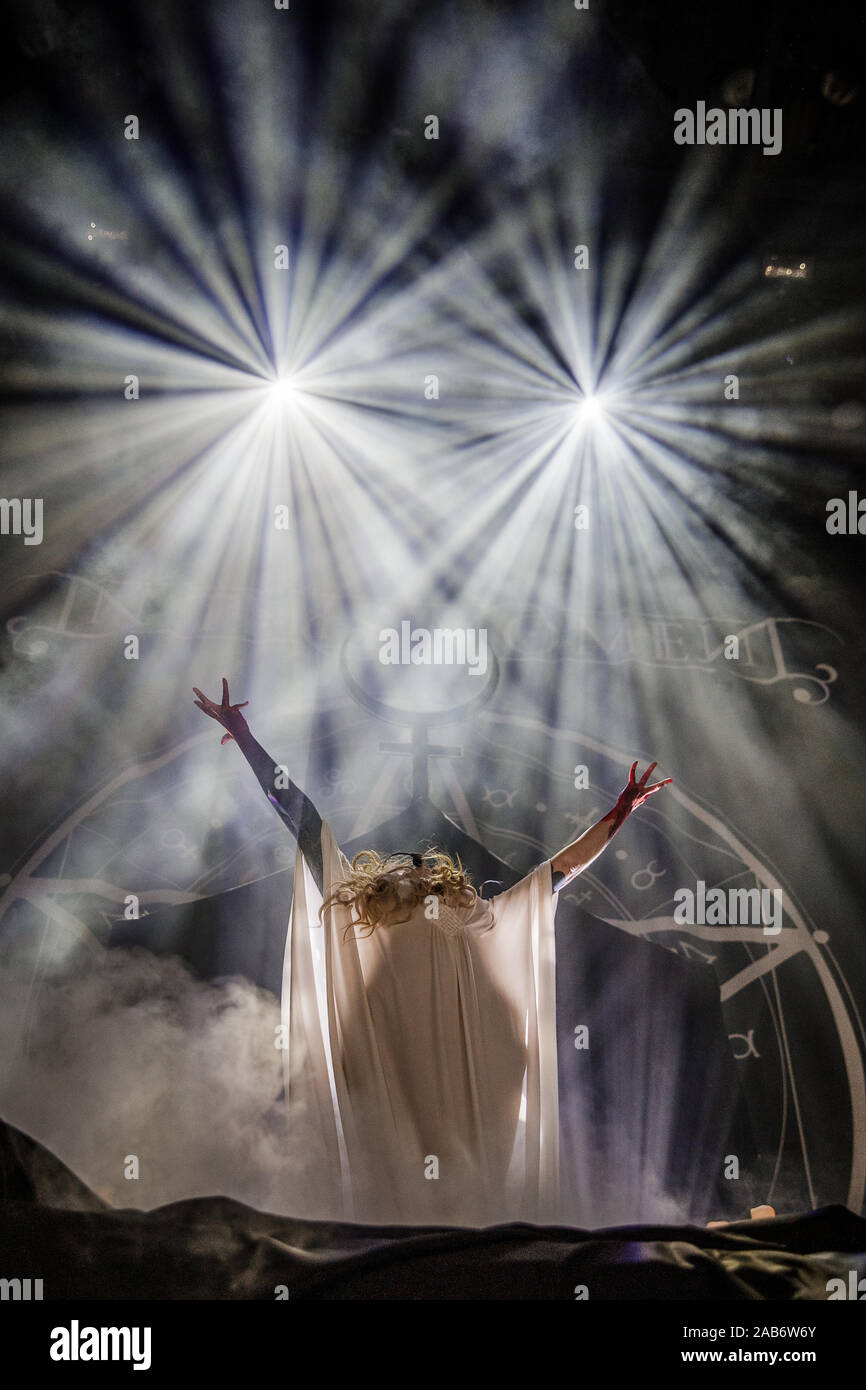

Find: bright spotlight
<box><xmin>269</xmin><ymin>375</ymin><xmax>299</xmax><ymax>404</ymax></box>
<box><xmin>578</xmin><ymin>392</ymin><xmax>605</xmax><ymax>421</ymax></box>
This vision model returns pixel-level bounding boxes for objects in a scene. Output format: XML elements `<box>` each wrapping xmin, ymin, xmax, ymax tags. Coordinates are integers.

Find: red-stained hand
<box><xmin>192</xmin><ymin>678</ymin><xmax>249</xmax><ymax>745</ymax></box>
<box><xmin>604</xmin><ymin>761</ymin><xmax>673</xmax><ymax>836</ymax></box>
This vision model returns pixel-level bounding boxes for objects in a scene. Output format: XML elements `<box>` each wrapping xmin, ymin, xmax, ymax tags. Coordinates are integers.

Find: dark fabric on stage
<box><xmin>0</xmin><ymin>1121</ymin><xmax>861</xmax><ymax>1300</ymax></box>
<box><xmin>108</xmin><ymin>799</ymin><xmax>760</xmax><ymax>1223</ymax></box>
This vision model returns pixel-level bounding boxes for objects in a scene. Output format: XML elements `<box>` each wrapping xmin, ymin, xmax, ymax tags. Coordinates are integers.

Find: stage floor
<box><xmin>2</xmin><ymin>1119</ymin><xmax>864</xmax><ymax>1300</ymax></box>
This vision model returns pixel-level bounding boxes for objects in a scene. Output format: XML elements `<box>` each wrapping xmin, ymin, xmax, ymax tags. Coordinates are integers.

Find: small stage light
<box><xmin>762</xmin><ymin>253</ymin><xmax>810</xmax><ymax>281</ymax></box>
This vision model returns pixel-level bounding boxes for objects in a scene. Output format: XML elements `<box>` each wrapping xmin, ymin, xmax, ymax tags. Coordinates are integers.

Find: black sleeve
<box><xmin>233</xmin><ymin>730</ymin><xmax>324</xmax><ymax>894</ymax></box>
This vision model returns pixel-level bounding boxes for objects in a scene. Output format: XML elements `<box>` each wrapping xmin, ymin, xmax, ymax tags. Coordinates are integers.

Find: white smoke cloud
<box><xmin>0</xmin><ymin>936</ymin><xmax>333</xmax><ymax>1218</ymax></box>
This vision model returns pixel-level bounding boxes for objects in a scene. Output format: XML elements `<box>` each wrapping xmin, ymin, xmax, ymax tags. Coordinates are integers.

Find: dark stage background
<box><xmin>0</xmin><ymin>0</ymin><xmax>865</xmax><ymax>1229</ymax></box>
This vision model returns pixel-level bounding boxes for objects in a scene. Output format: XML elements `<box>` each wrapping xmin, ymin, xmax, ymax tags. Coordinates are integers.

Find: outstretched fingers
<box><xmin>193</xmin><ymin>683</ymin><xmax>247</xmax><ymax>731</ymax></box>
<box><xmin>192</xmin><ymin>688</ymin><xmax>220</xmax><ymax>720</ymax></box>
<box><xmin>644</xmin><ymin>777</ymin><xmax>673</xmax><ymax>795</ymax></box>
<box><xmin>220</xmin><ymin>677</ymin><xmax>248</xmax><ymax>714</ymax></box>
<box><xmin>638</xmin><ymin>761</ymin><xmax>658</xmax><ymax>787</ymax></box>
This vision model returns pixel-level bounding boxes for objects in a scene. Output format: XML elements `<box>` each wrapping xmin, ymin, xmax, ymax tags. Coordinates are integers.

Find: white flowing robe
<box><xmin>282</xmin><ymin>820</ymin><xmax>560</xmax><ymax>1227</ymax></box>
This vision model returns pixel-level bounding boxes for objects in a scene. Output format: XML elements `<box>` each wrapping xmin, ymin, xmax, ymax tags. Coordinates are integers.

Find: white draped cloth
<box><xmin>281</xmin><ymin>820</ymin><xmax>560</xmax><ymax>1227</ymax></box>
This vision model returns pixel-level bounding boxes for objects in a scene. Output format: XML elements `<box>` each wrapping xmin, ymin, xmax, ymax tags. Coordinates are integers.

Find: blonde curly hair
<box><xmin>319</xmin><ymin>848</ymin><xmax>476</xmax><ymax>938</ymax></box>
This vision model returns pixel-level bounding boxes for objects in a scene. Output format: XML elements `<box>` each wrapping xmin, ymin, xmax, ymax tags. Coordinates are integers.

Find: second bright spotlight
<box><xmin>269</xmin><ymin>374</ymin><xmax>299</xmax><ymax>404</ymax></box>
<box><xmin>577</xmin><ymin>391</ymin><xmax>608</xmax><ymax>422</ymax></box>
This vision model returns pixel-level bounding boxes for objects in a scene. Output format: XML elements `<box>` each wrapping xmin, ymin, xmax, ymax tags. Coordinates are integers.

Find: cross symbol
<box><xmin>379</xmin><ymin>724</ymin><xmax>462</xmax><ymax>800</ymax></box>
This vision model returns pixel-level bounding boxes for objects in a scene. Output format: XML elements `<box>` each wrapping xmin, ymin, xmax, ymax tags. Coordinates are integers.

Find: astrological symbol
<box><xmin>483</xmin><ymin>788</ymin><xmax>516</xmax><ymax>809</ymax></box>
<box><xmin>565</xmin><ymin>806</ymin><xmax>600</xmax><ymax>833</ymax></box>
<box><xmin>564</xmin><ymin>891</ymin><xmax>592</xmax><ymax>907</ymax></box>
<box><xmin>631</xmin><ymin>859</ymin><xmax>666</xmax><ymax>891</ymax></box>
<box><xmin>160</xmin><ymin>828</ymin><xmax>195</xmax><ymax>859</ymax></box>
<box><xmin>729</xmin><ymin>1029</ymin><xmax>760</xmax><ymax>1060</ymax></box>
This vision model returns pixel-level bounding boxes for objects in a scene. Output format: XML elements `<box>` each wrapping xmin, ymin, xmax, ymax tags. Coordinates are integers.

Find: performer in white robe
<box><xmin>193</xmin><ymin>680</ymin><xmax>671</xmax><ymax>1227</ymax></box>
<box><xmin>287</xmin><ymin>827</ymin><xmax>559</xmax><ymax>1226</ymax></box>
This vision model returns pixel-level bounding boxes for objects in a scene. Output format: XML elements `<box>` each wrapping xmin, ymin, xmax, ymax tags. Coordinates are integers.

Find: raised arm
<box><xmin>193</xmin><ymin>678</ymin><xmax>324</xmax><ymax>893</ymax></box>
<box><xmin>550</xmin><ymin>761</ymin><xmax>672</xmax><ymax>891</ymax></box>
